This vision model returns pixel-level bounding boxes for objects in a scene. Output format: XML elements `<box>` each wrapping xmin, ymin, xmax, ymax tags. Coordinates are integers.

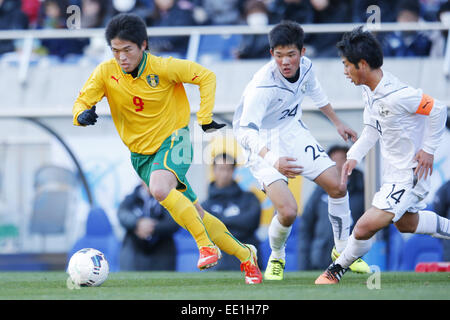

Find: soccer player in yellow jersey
<box><xmin>72</xmin><ymin>13</ymin><xmax>262</xmax><ymax>284</ymax></box>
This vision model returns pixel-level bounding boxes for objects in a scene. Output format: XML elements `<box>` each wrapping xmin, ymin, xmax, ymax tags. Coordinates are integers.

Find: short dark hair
<box><xmin>269</xmin><ymin>20</ymin><xmax>304</xmax><ymax>51</ymax></box>
<box><xmin>105</xmin><ymin>13</ymin><xmax>148</xmax><ymax>50</ymax></box>
<box><xmin>213</xmin><ymin>153</ymin><xmax>237</xmax><ymax>167</ymax></box>
<box><xmin>327</xmin><ymin>145</ymin><xmax>349</xmax><ymax>157</ymax></box>
<box><xmin>336</xmin><ymin>26</ymin><xmax>383</xmax><ymax>69</ymax></box>
<box><xmin>398</xmin><ymin>0</ymin><xmax>421</xmax><ymax>16</ymax></box>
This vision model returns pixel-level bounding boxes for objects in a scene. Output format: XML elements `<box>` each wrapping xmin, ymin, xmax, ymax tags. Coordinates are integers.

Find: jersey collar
<box><xmin>122</xmin><ymin>51</ymin><xmax>148</xmax><ymax>78</ymax></box>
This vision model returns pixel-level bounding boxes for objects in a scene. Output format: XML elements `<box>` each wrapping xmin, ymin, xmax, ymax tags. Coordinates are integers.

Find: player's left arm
<box><xmin>319</xmin><ymin>104</ymin><xmax>358</xmax><ymax>142</ymax></box>
<box><xmin>166</xmin><ymin>58</ymin><xmax>225</xmax><ymax>131</ymax></box>
<box><xmin>399</xmin><ymin>90</ymin><xmax>447</xmax><ymax>180</ymax></box>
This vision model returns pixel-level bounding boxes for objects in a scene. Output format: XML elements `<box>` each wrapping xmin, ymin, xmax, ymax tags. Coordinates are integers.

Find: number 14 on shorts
<box><xmin>386</xmin><ymin>184</ymin><xmax>405</xmax><ymax>204</ymax></box>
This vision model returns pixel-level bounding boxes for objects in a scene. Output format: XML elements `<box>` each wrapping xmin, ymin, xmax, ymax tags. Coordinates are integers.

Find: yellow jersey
<box><xmin>73</xmin><ymin>51</ymin><xmax>216</xmax><ymax>154</ymax></box>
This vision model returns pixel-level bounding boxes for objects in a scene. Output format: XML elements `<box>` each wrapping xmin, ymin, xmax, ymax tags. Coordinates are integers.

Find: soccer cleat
<box><xmin>240</xmin><ymin>244</ymin><xmax>262</xmax><ymax>284</ymax></box>
<box><xmin>331</xmin><ymin>247</ymin><xmax>371</xmax><ymax>274</ymax></box>
<box><xmin>197</xmin><ymin>245</ymin><xmax>222</xmax><ymax>270</ymax></box>
<box><xmin>264</xmin><ymin>256</ymin><xmax>285</xmax><ymax>280</ymax></box>
<box><xmin>315</xmin><ymin>262</ymin><xmax>349</xmax><ymax>285</ymax></box>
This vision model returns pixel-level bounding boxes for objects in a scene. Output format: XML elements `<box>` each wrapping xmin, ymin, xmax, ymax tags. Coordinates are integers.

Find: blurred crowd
<box><xmin>0</xmin><ymin>0</ymin><xmax>450</xmax><ymax>60</ymax></box>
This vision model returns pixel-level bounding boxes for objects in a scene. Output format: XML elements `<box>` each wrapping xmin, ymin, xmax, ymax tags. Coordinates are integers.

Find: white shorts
<box><xmin>248</xmin><ymin>123</ymin><xmax>335</xmax><ymax>190</ymax></box>
<box><xmin>372</xmin><ymin>174</ymin><xmax>430</xmax><ymax>222</ymax></box>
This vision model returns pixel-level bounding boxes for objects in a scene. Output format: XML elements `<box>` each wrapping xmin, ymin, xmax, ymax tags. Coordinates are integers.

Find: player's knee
<box><xmin>353</xmin><ymin>223</ymin><xmax>373</xmax><ymax>240</ymax></box>
<box><xmin>149</xmin><ymin>183</ymin><xmax>170</xmax><ymax>202</ymax></box>
<box><xmin>326</xmin><ymin>182</ymin><xmax>347</xmax><ymax>199</ymax></box>
<box><xmin>328</xmin><ymin>189</ymin><xmax>347</xmax><ymax>199</ymax></box>
<box><xmin>276</xmin><ymin>203</ymin><xmax>297</xmax><ymax>225</ymax></box>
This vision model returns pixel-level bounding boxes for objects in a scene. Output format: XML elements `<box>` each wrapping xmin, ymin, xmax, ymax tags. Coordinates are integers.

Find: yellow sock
<box><xmin>202</xmin><ymin>211</ymin><xmax>250</xmax><ymax>262</ymax></box>
<box><xmin>160</xmin><ymin>189</ymin><xmax>213</xmax><ymax>248</ymax></box>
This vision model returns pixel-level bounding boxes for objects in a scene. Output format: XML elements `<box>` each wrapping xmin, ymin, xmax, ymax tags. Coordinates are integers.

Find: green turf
<box><xmin>0</xmin><ymin>271</ymin><xmax>448</xmax><ymax>300</ymax></box>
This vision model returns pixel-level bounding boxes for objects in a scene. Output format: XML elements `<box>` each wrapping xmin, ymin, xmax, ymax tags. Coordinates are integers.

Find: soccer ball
<box><xmin>67</xmin><ymin>248</ymin><xmax>109</xmax><ymax>287</ymax></box>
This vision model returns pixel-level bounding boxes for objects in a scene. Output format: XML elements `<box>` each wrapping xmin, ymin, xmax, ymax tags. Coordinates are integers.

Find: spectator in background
<box><xmin>307</xmin><ymin>0</ymin><xmax>352</xmax><ymax>57</ymax></box>
<box><xmin>38</xmin><ymin>0</ymin><xmax>88</xmax><ymax>59</ymax></box>
<box><xmin>298</xmin><ymin>145</ymin><xmax>365</xmax><ymax>270</ymax></box>
<box><xmin>146</xmin><ymin>0</ymin><xmax>197</xmax><ymax>57</ymax></box>
<box><xmin>21</xmin><ymin>0</ymin><xmax>41</xmax><ymax>27</ymax></box>
<box><xmin>118</xmin><ymin>181</ymin><xmax>180</xmax><ymax>271</ymax></box>
<box><xmin>194</xmin><ymin>0</ymin><xmax>245</xmax><ymax>25</ymax></box>
<box><xmin>382</xmin><ymin>0</ymin><xmax>433</xmax><ymax>57</ymax></box>
<box><xmin>268</xmin><ymin>0</ymin><xmax>313</xmax><ymax>25</ymax></box>
<box><xmin>81</xmin><ymin>0</ymin><xmax>110</xmax><ymax>28</ymax></box>
<box><xmin>234</xmin><ymin>0</ymin><xmax>271</xmax><ymax>59</ymax></box>
<box><xmin>420</xmin><ymin>0</ymin><xmax>447</xmax><ymax>21</ymax></box>
<box><xmin>202</xmin><ymin>153</ymin><xmax>262</xmax><ymax>270</ymax></box>
<box><xmin>80</xmin><ymin>0</ymin><xmax>112</xmax><ymax>57</ymax></box>
<box><xmin>427</xmin><ymin>0</ymin><xmax>450</xmax><ymax>56</ymax></box>
<box><xmin>0</xmin><ymin>0</ymin><xmax>29</xmax><ymax>55</ymax></box>
<box><xmin>111</xmin><ymin>0</ymin><xmax>154</xmax><ymax>20</ymax></box>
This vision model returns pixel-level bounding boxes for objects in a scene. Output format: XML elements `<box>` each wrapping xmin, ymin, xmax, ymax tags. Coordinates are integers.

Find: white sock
<box><xmin>415</xmin><ymin>210</ymin><xmax>450</xmax><ymax>239</ymax></box>
<box><xmin>328</xmin><ymin>193</ymin><xmax>352</xmax><ymax>253</ymax></box>
<box><xmin>268</xmin><ymin>214</ymin><xmax>292</xmax><ymax>261</ymax></box>
<box><xmin>335</xmin><ymin>234</ymin><xmax>373</xmax><ymax>268</ymax></box>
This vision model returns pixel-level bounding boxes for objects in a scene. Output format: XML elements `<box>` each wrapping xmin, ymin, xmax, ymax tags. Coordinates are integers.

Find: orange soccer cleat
<box><xmin>315</xmin><ymin>263</ymin><xmax>349</xmax><ymax>285</ymax></box>
<box><xmin>197</xmin><ymin>245</ymin><xmax>222</xmax><ymax>270</ymax></box>
<box><xmin>240</xmin><ymin>244</ymin><xmax>262</xmax><ymax>284</ymax></box>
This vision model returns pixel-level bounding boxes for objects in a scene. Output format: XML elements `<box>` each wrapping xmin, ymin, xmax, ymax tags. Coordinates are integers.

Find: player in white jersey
<box><xmin>316</xmin><ymin>27</ymin><xmax>450</xmax><ymax>285</ymax></box>
<box><xmin>233</xmin><ymin>21</ymin><xmax>370</xmax><ymax>280</ymax></box>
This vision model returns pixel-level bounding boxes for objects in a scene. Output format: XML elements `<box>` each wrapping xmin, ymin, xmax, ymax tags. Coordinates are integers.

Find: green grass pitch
<box><xmin>0</xmin><ymin>271</ymin><xmax>448</xmax><ymax>300</ymax></box>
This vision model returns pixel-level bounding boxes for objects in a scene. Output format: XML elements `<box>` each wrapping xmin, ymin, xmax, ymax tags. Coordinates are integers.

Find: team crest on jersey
<box><xmin>147</xmin><ymin>74</ymin><xmax>159</xmax><ymax>88</ymax></box>
<box><xmin>377</xmin><ymin>102</ymin><xmax>390</xmax><ymax>117</ymax></box>
<box><xmin>300</xmin><ymin>83</ymin><xmax>307</xmax><ymax>94</ymax></box>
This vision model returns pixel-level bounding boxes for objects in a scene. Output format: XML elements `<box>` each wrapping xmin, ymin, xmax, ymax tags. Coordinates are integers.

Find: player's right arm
<box><xmin>235</xmin><ymin>85</ymin><xmax>269</xmax><ymax>158</ymax></box>
<box><xmin>72</xmin><ymin>64</ymin><xmax>106</xmax><ymax>126</ymax></box>
<box><xmin>258</xmin><ymin>146</ymin><xmax>303</xmax><ymax>178</ymax></box>
<box><xmin>343</xmin><ymin>108</ymin><xmax>380</xmax><ymax>185</ymax></box>
<box><xmin>305</xmin><ymin>60</ymin><xmax>357</xmax><ymax>142</ymax></box>
<box><xmin>236</xmin><ymin>87</ymin><xmax>302</xmax><ymax>177</ymax></box>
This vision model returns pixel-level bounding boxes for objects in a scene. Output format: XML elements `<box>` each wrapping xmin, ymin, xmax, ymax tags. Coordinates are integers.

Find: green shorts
<box><xmin>130</xmin><ymin>126</ymin><xmax>197</xmax><ymax>203</ymax></box>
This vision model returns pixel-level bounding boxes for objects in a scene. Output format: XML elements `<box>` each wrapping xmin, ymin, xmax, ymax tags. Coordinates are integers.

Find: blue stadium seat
<box><xmin>387</xmin><ymin>224</ymin><xmax>404</xmax><ymax>271</ymax></box>
<box><xmin>399</xmin><ymin>234</ymin><xmax>443</xmax><ymax>271</ymax></box>
<box><xmin>30</xmin><ymin>165</ymin><xmax>77</xmax><ymax>237</ymax></box>
<box><xmin>68</xmin><ymin>207</ymin><xmax>121</xmax><ymax>272</ymax></box>
<box><xmin>174</xmin><ymin>228</ymin><xmax>199</xmax><ymax>272</ymax></box>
